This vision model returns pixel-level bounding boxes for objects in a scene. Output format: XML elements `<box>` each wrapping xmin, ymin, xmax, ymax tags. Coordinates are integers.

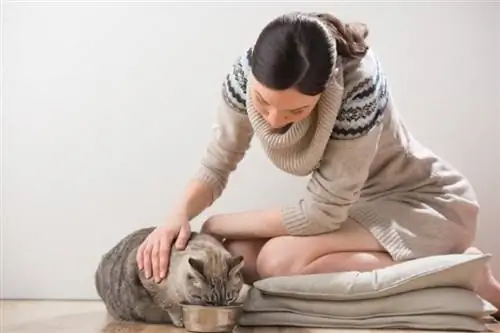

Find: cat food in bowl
<box><xmin>181</xmin><ymin>304</ymin><xmax>243</xmax><ymax>332</ymax></box>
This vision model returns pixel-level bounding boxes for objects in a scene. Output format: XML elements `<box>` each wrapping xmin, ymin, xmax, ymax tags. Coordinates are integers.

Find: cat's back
<box><xmin>99</xmin><ymin>227</ymin><xmax>154</xmax><ymax>265</ymax></box>
<box><xmin>94</xmin><ymin>227</ymin><xmax>155</xmax><ymax>301</ymax></box>
<box><xmin>94</xmin><ymin>227</ymin><xmax>163</xmax><ymax>322</ymax></box>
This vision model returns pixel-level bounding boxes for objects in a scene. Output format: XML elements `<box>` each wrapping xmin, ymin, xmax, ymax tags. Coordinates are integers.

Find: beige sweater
<box><xmin>193</xmin><ymin>46</ymin><xmax>478</xmax><ymax>258</ymax></box>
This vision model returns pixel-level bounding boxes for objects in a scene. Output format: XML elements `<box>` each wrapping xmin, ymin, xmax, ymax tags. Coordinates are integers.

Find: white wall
<box><xmin>2</xmin><ymin>2</ymin><xmax>499</xmax><ymax>300</ymax></box>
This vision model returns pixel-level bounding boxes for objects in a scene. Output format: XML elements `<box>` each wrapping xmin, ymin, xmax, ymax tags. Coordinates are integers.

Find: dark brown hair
<box><xmin>315</xmin><ymin>13</ymin><xmax>369</xmax><ymax>59</ymax></box>
<box><xmin>251</xmin><ymin>12</ymin><xmax>369</xmax><ymax>96</ymax></box>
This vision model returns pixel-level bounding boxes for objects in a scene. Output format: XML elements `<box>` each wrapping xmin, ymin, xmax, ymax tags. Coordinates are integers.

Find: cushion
<box><xmin>243</xmin><ymin>286</ymin><xmax>496</xmax><ymax>319</ymax></box>
<box><xmin>238</xmin><ymin>312</ymin><xmax>490</xmax><ymax>332</ymax></box>
<box><xmin>253</xmin><ymin>253</ymin><xmax>491</xmax><ymax>301</ymax></box>
<box><xmin>238</xmin><ymin>253</ymin><xmax>497</xmax><ymax>332</ymax></box>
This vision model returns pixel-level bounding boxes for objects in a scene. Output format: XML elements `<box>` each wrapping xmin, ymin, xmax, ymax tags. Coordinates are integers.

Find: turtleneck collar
<box><xmin>246</xmin><ymin>71</ymin><xmax>344</xmax><ymax>176</ymax></box>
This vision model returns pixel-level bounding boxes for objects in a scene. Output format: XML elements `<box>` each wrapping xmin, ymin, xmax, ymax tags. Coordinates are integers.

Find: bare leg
<box><xmin>300</xmin><ymin>251</ymin><xmax>394</xmax><ymax>275</ymax></box>
<box><xmin>256</xmin><ymin>218</ymin><xmax>386</xmax><ymax>277</ymax></box>
<box><xmin>465</xmin><ymin>247</ymin><xmax>500</xmax><ymax>318</ymax></box>
<box><xmin>224</xmin><ymin>238</ymin><xmax>268</xmax><ymax>284</ymax></box>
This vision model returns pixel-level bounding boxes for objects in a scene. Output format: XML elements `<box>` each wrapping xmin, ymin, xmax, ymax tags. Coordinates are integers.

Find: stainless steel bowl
<box><xmin>181</xmin><ymin>304</ymin><xmax>243</xmax><ymax>332</ymax></box>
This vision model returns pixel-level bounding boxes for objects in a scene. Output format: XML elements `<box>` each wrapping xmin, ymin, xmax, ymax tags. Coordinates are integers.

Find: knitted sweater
<box><xmin>193</xmin><ymin>46</ymin><xmax>478</xmax><ymax>241</ymax></box>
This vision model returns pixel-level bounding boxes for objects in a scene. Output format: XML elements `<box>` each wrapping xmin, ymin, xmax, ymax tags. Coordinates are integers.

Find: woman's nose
<box><xmin>265</xmin><ymin>110</ymin><xmax>287</xmax><ymax>129</ymax></box>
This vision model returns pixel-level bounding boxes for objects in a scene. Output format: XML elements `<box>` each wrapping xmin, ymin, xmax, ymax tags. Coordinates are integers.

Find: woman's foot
<box><xmin>465</xmin><ymin>247</ymin><xmax>500</xmax><ymax>319</ymax></box>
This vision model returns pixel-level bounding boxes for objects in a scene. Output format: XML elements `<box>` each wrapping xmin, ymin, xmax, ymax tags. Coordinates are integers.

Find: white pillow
<box><xmin>253</xmin><ymin>253</ymin><xmax>491</xmax><ymax>301</ymax></box>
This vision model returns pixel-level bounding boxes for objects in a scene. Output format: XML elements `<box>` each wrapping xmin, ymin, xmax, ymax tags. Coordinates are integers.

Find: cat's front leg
<box><xmin>168</xmin><ymin>304</ymin><xmax>184</xmax><ymax>328</ymax></box>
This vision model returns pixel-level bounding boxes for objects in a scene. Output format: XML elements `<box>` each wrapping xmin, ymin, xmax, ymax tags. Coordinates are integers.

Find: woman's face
<box><xmin>250</xmin><ymin>74</ymin><xmax>321</xmax><ymax>130</ymax></box>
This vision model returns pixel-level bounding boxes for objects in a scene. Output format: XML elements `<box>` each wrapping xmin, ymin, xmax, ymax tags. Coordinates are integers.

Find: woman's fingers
<box><xmin>136</xmin><ymin>241</ymin><xmax>145</xmax><ymax>271</ymax></box>
<box><xmin>142</xmin><ymin>240</ymin><xmax>154</xmax><ymax>279</ymax></box>
<box><xmin>158</xmin><ymin>235</ymin><xmax>170</xmax><ymax>280</ymax></box>
<box><xmin>136</xmin><ymin>220</ymin><xmax>190</xmax><ymax>282</ymax></box>
<box><xmin>175</xmin><ymin>224</ymin><xmax>191</xmax><ymax>250</ymax></box>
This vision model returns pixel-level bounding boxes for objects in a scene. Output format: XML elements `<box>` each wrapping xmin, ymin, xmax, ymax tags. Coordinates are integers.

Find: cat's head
<box><xmin>181</xmin><ymin>253</ymin><xmax>245</xmax><ymax>306</ymax></box>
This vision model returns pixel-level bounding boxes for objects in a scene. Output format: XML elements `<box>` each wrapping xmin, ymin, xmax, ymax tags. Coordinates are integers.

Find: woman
<box><xmin>136</xmin><ymin>12</ymin><xmax>500</xmax><ymax>313</ymax></box>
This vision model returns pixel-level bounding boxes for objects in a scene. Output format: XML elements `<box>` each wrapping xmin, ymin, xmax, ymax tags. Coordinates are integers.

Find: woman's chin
<box><xmin>269</xmin><ymin>123</ymin><xmax>292</xmax><ymax>133</ymax></box>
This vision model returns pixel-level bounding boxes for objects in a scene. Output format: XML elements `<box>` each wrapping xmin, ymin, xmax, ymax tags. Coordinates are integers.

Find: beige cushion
<box><xmin>253</xmin><ymin>253</ymin><xmax>491</xmax><ymax>301</ymax></box>
<box><xmin>238</xmin><ymin>312</ymin><xmax>490</xmax><ymax>331</ymax></box>
<box><xmin>243</xmin><ymin>286</ymin><xmax>496</xmax><ymax>318</ymax></box>
<box><xmin>238</xmin><ymin>253</ymin><xmax>496</xmax><ymax>331</ymax></box>
<box><xmin>240</xmin><ymin>287</ymin><xmax>496</xmax><ymax>332</ymax></box>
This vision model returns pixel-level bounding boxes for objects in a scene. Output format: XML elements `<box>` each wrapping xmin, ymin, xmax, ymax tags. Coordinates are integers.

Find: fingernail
<box><xmin>145</xmin><ymin>272</ymin><xmax>150</xmax><ymax>279</ymax></box>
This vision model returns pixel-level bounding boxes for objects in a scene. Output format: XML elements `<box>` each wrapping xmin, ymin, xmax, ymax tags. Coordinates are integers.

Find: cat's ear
<box><xmin>188</xmin><ymin>258</ymin><xmax>205</xmax><ymax>277</ymax></box>
<box><xmin>227</xmin><ymin>255</ymin><xmax>244</xmax><ymax>276</ymax></box>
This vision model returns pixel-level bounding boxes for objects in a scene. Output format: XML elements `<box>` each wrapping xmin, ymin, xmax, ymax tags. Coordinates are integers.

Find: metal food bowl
<box><xmin>181</xmin><ymin>304</ymin><xmax>243</xmax><ymax>332</ymax></box>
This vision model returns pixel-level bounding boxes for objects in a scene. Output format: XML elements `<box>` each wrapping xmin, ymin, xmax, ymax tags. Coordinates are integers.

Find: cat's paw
<box><xmin>168</xmin><ymin>306</ymin><xmax>184</xmax><ymax>328</ymax></box>
<box><xmin>171</xmin><ymin>316</ymin><xmax>184</xmax><ymax>328</ymax></box>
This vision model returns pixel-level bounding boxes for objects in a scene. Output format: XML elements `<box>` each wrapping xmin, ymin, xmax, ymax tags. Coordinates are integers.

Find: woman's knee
<box><xmin>256</xmin><ymin>236</ymin><xmax>306</xmax><ymax>278</ymax></box>
<box><xmin>224</xmin><ymin>239</ymin><xmax>268</xmax><ymax>282</ymax></box>
<box><xmin>256</xmin><ymin>221</ymin><xmax>387</xmax><ymax>278</ymax></box>
<box><xmin>257</xmin><ymin>236</ymin><xmax>394</xmax><ymax>278</ymax></box>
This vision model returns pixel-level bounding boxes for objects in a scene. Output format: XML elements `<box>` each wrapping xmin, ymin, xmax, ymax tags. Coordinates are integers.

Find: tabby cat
<box><xmin>94</xmin><ymin>227</ymin><xmax>245</xmax><ymax>327</ymax></box>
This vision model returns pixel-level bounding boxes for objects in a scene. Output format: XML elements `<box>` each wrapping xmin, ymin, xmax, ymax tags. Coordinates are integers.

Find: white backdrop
<box><xmin>2</xmin><ymin>1</ymin><xmax>499</xmax><ymax>299</ymax></box>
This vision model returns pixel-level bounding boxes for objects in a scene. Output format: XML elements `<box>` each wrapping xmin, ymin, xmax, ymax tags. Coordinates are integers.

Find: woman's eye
<box><xmin>289</xmin><ymin>109</ymin><xmax>304</xmax><ymax>115</ymax></box>
<box><xmin>256</xmin><ymin>96</ymin><xmax>268</xmax><ymax>106</ymax></box>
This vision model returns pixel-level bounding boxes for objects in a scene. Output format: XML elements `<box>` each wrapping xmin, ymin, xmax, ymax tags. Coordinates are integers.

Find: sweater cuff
<box><xmin>192</xmin><ymin>166</ymin><xmax>226</xmax><ymax>202</ymax></box>
<box><xmin>281</xmin><ymin>206</ymin><xmax>321</xmax><ymax>236</ymax></box>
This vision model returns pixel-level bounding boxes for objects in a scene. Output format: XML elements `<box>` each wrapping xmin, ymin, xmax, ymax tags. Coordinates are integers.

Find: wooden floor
<box><xmin>1</xmin><ymin>300</ymin><xmax>499</xmax><ymax>333</ymax></box>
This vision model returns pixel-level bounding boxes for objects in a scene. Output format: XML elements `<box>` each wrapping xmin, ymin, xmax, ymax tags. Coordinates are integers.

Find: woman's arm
<box><xmin>281</xmin><ymin>123</ymin><xmax>384</xmax><ymax>236</ymax></box>
<box><xmin>191</xmin><ymin>50</ymin><xmax>254</xmax><ymax>204</ymax></box>
<box><xmin>201</xmin><ymin>116</ymin><xmax>385</xmax><ymax>240</ymax></box>
<box><xmin>171</xmin><ymin>92</ymin><xmax>254</xmax><ymax>222</ymax></box>
<box><xmin>138</xmin><ymin>51</ymin><xmax>253</xmax><ymax>280</ymax></box>
<box><xmin>169</xmin><ymin>179</ymin><xmax>214</xmax><ymax>222</ymax></box>
<box><xmin>201</xmin><ymin>116</ymin><xmax>384</xmax><ymax>240</ymax></box>
<box><xmin>169</xmin><ymin>51</ymin><xmax>253</xmax><ymax>223</ymax></box>
<box><xmin>202</xmin><ymin>208</ymin><xmax>287</xmax><ymax>239</ymax></box>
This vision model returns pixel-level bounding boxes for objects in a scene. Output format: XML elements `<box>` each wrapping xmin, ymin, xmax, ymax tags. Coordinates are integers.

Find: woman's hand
<box><xmin>136</xmin><ymin>215</ymin><xmax>191</xmax><ymax>283</ymax></box>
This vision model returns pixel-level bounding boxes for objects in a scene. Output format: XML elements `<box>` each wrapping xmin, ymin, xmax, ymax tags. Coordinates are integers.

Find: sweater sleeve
<box><xmin>281</xmin><ymin>50</ymin><xmax>390</xmax><ymax>236</ymax></box>
<box><xmin>193</xmin><ymin>49</ymin><xmax>254</xmax><ymax>202</ymax></box>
